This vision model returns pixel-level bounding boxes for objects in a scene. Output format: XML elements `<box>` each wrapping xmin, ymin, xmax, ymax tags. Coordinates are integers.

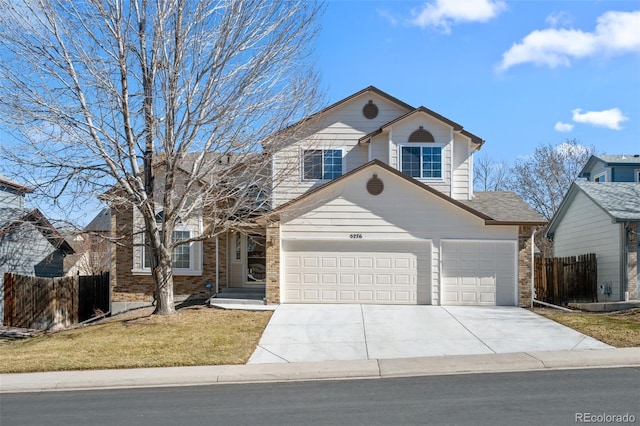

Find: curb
<box><xmin>2</xmin><ymin>348</ymin><xmax>639</xmax><ymax>393</ymax></box>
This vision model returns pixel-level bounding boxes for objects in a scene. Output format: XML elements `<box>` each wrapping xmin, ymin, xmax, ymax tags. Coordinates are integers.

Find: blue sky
<box><xmin>314</xmin><ymin>0</ymin><xmax>640</xmax><ymax>163</ymax></box>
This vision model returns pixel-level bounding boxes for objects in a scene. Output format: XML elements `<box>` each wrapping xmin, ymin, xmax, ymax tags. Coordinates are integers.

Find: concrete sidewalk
<box><xmin>2</xmin><ymin>348</ymin><xmax>639</xmax><ymax>393</ymax></box>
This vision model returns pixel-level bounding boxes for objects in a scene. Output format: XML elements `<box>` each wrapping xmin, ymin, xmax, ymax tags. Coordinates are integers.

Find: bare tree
<box><xmin>0</xmin><ymin>0</ymin><xmax>323</xmax><ymax>315</ymax></box>
<box><xmin>507</xmin><ymin>139</ymin><xmax>596</xmax><ymax>221</ymax></box>
<box><xmin>473</xmin><ymin>153</ymin><xmax>509</xmax><ymax>191</ymax></box>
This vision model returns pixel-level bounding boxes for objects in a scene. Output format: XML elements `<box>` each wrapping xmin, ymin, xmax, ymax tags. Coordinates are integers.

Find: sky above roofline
<box><xmin>316</xmin><ymin>0</ymin><xmax>640</xmax><ymax>163</ymax></box>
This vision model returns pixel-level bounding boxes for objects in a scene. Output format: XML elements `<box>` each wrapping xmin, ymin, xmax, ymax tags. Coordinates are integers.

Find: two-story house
<box><xmin>547</xmin><ymin>155</ymin><xmax>640</xmax><ymax>302</ymax></box>
<box><xmin>578</xmin><ymin>154</ymin><xmax>640</xmax><ymax>183</ymax></box>
<box><xmin>110</xmin><ymin>87</ymin><xmax>545</xmax><ymax>313</ymax></box>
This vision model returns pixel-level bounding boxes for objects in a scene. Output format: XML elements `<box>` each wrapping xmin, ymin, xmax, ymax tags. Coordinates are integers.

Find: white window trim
<box><xmin>132</xmin><ymin>210</ymin><xmax>203</xmax><ymax>276</ymax></box>
<box><xmin>300</xmin><ymin>147</ymin><xmax>345</xmax><ymax>182</ymax></box>
<box><xmin>397</xmin><ymin>143</ymin><xmax>445</xmax><ymax>181</ymax></box>
<box><xmin>635</xmin><ymin>169</ymin><xmax>640</xmax><ymax>183</ymax></box>
<box><xmin>594</xmin><ymin>171</ymin><xmax>607</xmax><ymax>183</ymax></box>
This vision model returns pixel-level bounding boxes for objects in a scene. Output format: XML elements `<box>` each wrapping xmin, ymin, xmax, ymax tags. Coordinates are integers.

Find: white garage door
<box><xmin>441</xmin><ymin>241</ymin><xmax>516</xmax><ymax>306</ymax></box>
<box><xmin>282</xmin><ymin>240</ymin><xmax>430</xmax><ymax>304</ymax></box>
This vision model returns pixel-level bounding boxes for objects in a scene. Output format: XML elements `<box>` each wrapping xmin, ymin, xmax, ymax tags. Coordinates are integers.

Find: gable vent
<box><xmin>366</xmin><ymin>174</ymin><xmax>384</xmax><ymax>195</ymax></box>
<box><xmin>408</xmin><ymin>126</ymin><xmax>435</xmax><ymax>143</ymax></box>
<box><xmin>362</xmin><ymin>100</ymin><xmax>379</xmax><ymax>119</ymax></box>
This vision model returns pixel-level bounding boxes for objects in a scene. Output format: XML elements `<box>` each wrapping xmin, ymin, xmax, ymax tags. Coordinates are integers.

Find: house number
<box><xmin>349</xmin><ymin>234</ymin><xmax>363</xmax><ymax>239</ymax></box>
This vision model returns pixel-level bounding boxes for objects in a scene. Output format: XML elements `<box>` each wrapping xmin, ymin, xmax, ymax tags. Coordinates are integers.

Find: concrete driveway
<box><xmin>248</xmin><ymin>304</ymin><xmax>611</xmax><ymax>364</ymax></box>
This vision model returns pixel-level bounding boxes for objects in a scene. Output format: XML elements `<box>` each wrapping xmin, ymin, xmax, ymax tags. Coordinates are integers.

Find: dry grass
<box><xmin>534</xmin><ymin>307</ymin><xmax>640</xmax><ymax>348</ymax></box>
<box><xmin>0</xmin><ymin>305</ymin><xmax>272</xmax><ymax>374</ymax></box>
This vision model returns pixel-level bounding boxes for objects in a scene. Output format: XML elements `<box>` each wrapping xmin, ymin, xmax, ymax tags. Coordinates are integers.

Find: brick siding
<box><xmin>110</xmin><ymin>205</ymin><xmax>227</xmax><ymax>303</ymax></box>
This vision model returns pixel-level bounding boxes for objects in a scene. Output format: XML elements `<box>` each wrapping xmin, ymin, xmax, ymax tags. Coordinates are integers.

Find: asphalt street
<box><xmin>3</xmin><ymin>367</ymin><xmax>639</xmax><ymax>426</ymax></box>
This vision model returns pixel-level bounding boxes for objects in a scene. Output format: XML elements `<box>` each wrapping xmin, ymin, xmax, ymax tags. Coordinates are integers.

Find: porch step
<box><xmin>209</xmin><ymin>297</ymin><xmax>266</xmax><ymax>305</ymax></box>
<box><xmin>209</xmin><ymin>287</ymin><xmax>266</xmax><ymax>307</ymax></box>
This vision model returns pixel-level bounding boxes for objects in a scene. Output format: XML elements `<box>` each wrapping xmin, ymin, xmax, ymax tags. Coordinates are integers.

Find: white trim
<box><xmin>594</xmin><ymin>171</ymin><xmax>607</xmax><ymax>182</ymax></box>
<box><xmin>388</xmin><ymin>127</ymin><xmax>394</xmax><ymax>168</ymax></box>
<box><xmin>281</xmin><ymin>236</ymin><xmax>432</xmax><ymax>242</ymax></box>
<box><xmin>468</xmin><ymin>143</ymin><xmax>473</xmax><ymax>200</ymax></box>
<box><xmin>450</xmin><ymin>128</ymin><xmax>454</xmax><ymax>196</ymax></box>
<box><xmin>397</xmin><ymin>142</ymin><xmax>446</xmax><ymax>181</ymax></box>
<box><xmin>299</xmin><ymin>147</ymin><xmax>345</xmax><ymax>182</ymax></box>
<box><xmin>440</xmin><ymin>238</ymin><xmax>517</xmax><ymax>244</ymax></box>
<box><xmin>635</xmin><ymin>169</ymin><xmax>640</xmax><ymax>183</ymax></box>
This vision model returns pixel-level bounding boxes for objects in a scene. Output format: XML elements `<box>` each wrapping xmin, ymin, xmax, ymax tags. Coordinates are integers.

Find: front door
<box><xmin>229</xmin><ymin>232</ymin><xmax>266</xmax><ymax>287</ymax></box>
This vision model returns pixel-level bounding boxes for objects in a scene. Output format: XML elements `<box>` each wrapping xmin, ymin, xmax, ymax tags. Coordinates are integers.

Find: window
<box><xmin>302</xmin><ymin>149</ymin><xmax>342</xmax><ymax>180</ymax></box>
<box><xmin>400</xmin><ymin>146</ymin><xmax>442</xmax><ymax>179</ymax></box>
<box><xmin>144</xmin><ymin>230</ymin><xmax>192</xmax><ymax>270</ymax></box>
<box><xmin>594</xmin><ymin>172</ymin><xmax>606</xmax><ymax>183</ymax></box>
<box><xmin>135</xmin><ymin>208</ymin><xmax>202</xmax><ymax>275</ymax></box>
<box><xmin>635</xmin><ymin>169</ymin><xmax>640</xmax><ymax>183</ymax></box>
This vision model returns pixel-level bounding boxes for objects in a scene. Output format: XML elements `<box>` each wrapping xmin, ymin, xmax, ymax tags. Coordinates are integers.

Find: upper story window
<box><xmin>302</xmin><ymin>149</ymin><xmax>343</xmax><ymax>180</ymax></box>
<box><xmin>594</xmin><ymin>172</ymin><xmax>606</xmax><ymax>183</ymax></box>
<box><xmin>400</xmin><ymin>145</ymin><xmax>442</xmax><ymax>179</ymax></box>
<box><xmin>635</xmin><ymin>169</ymin><xmax>640</xmax><ymax>183</ymax></box>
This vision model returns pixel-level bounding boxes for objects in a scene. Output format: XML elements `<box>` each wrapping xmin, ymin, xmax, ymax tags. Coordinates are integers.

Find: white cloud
<box><xmin>555</xmin><ymin>141</ymin><xmax>591</xmax><ymax>157</ymax></box>
<box><xmin>572</xmin><ymin>108</ymin><xmax>628</xmax><ymax>130</ymax></box>
<box><xmin>497</xmin><ymin>10</ymin><xmax>640</xmax><ymax>71</ymax></box>
<box><xmin>554</xmin><ymin>122</ymin><xmax>574</xmax><ymax>132</ymax></box>
<box><xmin>377</xmin><ymin>8</ymin><xmax>399</xmax><ymax>26</ymax></box>
<box><xmin>410</xmin><ymin>0</ymin><xmax>506</xmax><ymax>33</ymax></box>
<box><xmin>545</xmin><ymin>12</ymin><xmax>574</xmax><ymax>28</ymax></box>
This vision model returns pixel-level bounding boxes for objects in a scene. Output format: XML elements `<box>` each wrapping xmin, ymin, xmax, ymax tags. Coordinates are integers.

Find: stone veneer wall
<box><xmin>265</xmin><ymin>221</ymin><xmax>280</xmax><ymax>304</ymax></box>
<box><xmin>110</xmin><ymin>205</ymin><xmax>227</xmax><ymax>306</ymax></box>
<box><xmin>517</xmin><ymin>225</ymin><xmax>535</xmax><ymax>308</ymax></box>
<box><xmin>628</xmin><ymin>224</ymin><xmax>638</xmax><ymax>300</ymax></box>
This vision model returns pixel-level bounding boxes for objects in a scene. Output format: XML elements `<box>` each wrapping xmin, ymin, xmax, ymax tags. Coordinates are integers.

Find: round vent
<box><xmin>366</xmin><ymin>174</ymin><xmax>384</xmax><ymax>195</ymax></box>
<box><xmin>362</xmin><ymin>100</ymin><xmax>379</xmax><ymax>119</ymax></box>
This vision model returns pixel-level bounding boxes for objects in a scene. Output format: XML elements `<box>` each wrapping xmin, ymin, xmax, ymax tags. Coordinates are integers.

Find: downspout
<box><xmin>530</xmin><ymin>227</ymin><xmax>537</xmax><ymax>305</ymax></box>
<box><xmin>531</xmin><ymin>228</ymin><xmax>572</xmax><ymax>312</ymax></box>
<box><xmin>622</xmin><ymin>222</ymin><xmax>629</xmax><ymax>301</ymax></box>
<box><xmin>215</xmin><ymin>236</ymin><xmax>220</xmax><ymax>295</ymax></box>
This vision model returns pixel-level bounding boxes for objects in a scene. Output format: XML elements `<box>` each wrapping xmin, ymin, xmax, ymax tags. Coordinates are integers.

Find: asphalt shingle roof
<box><xmin>575</xmin><ymin>182</ymin><xmax>640</xmax><ymax>221</ymax></box>
<box><xmin>593</xmin><ymin>154</ymin><xmax>640</xmax><ymax>164</ymax></box>
<box><xmin>461</xmin><ymin>191</ymin><xmax>545</xmax><ymax>223</ymax></box>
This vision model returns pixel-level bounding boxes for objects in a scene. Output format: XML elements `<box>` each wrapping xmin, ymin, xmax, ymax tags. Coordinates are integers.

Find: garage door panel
<box><xmin>282</xmin><ymin>241</ymin><xmax>430</xmax><ymax>304</ymax></box>
<box><xmin>442</xmin><ymin>241</ymin><xmax>515</xmax><ymax>306</ymax></box>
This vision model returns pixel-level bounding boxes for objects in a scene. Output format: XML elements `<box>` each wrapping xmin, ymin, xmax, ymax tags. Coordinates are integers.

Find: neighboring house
<box><xmin>578</xmin><ymin>154</ymin><xmax>640</xmax><ymax>183</ymax></box>
<box><xmin>546</xmin><ymin>182</ymin><xmax>640</xmax><ymax>302</ymax></box>
<box><xmin>0</xmin><ymin>174</ymin><xmax>74</xmax><ymax>323</ymax></box>
<box><xmin>65</xmin><ymin>208</ymin><xmax>111</xmax><ymax>276</ymax></box>
<box><xmin>109</xmin><ymin>86</ymin><xmax>545</xmax><ymax>313</ymax></box>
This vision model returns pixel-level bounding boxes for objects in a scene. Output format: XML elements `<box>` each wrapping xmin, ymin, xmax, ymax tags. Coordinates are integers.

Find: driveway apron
<box><xmin>248</xmin><ymin>305</ymin><xmax>611</xmax><ymax>364</ymax></box>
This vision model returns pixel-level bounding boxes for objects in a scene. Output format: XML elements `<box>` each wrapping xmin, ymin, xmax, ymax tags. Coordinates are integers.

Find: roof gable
<box><xmin>547</xmin><ymin>182</ymin><xmax>640</xmax><ymax>236</ymax></box>
<box><xmin>579</xmin><ymin>154</ymin><xmax>640</xmax><ymax>177</ymax></box>
<box><xmin>358</xmin><ymin>106</ymin><xmax>484</xmax><ymax>146</ymax></box>
<box><xmin>263</xmin><ymin>160</ymin><xmax>543</xmax><ymax>225</ymax></box>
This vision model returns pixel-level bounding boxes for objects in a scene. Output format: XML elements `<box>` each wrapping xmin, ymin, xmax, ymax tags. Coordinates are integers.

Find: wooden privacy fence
<box><xmin>534</xmin><ymin>253</ymin><xmax>597</xmax><ymax>305</ymax></box>
<box><xmin>4</xmin><ymin>272</ymin><xmax>110</xmax><ymax>330</ymax></box>
<box><xmin>78</xmin><ymin>272</ymin><xmax>110</xmax><ymax>322</ymax></box>
<box><xmin>3</xmin><ymin>273</ymin><xmax>78</xmax><ymax>330</ymax></box>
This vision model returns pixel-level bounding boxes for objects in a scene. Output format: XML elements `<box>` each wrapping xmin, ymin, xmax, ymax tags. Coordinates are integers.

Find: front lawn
<box><xmin>0</xmin><ymin>305</ymin><xmax>272</xmax><ymax>374</ymax></box>
<box><xmin>533</xmin><ymin>307</ymin><xmax>640</xmax><ymax>348</ymax></box>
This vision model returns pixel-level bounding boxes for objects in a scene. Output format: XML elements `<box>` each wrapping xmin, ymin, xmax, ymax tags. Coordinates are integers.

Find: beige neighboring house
<box><xmin>108</xmin><ymin>86</ymin><xmax>546</xmax><ymax>313</ymax></box>
<box><xmin>65</xmin><ymin>208</ymin><xmax>112</xmax><ymax>277</ymax></box>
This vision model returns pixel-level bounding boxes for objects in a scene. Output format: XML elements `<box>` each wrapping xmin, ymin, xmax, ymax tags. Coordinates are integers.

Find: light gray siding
<box><xmin>552</xmin><ymin>190</ymin><xmax>622</xmax><ymax>300</ymax></box>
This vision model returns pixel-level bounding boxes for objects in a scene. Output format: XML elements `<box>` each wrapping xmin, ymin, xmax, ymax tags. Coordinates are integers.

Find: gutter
<box><xmin>531</xmin><ymin>227</ymin><xmax>537</xmax><ymax>306</ymax></box>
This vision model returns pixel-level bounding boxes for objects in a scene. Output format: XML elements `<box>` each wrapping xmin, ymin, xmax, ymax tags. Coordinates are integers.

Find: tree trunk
<box><xmin>152</xmin><ymin>259</ymin><xmax>175</xmax><ymax>315</ymax></box>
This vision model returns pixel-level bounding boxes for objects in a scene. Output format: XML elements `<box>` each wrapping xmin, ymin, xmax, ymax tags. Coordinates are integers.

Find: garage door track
<box><xmin>248</xmin><ymin>305</ymin><xmax>611</xmax><ymax>364</ymax></box>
